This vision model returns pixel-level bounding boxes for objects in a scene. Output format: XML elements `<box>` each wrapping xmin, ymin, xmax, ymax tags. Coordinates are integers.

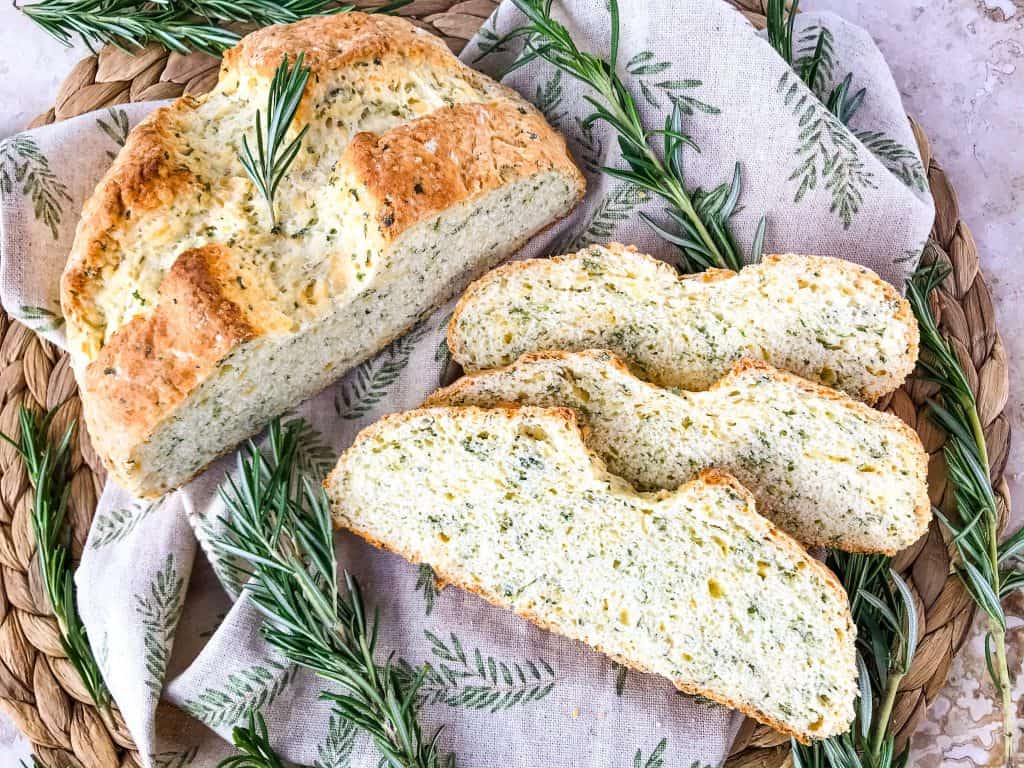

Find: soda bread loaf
<box><xmin>427</xmin><ymin>350</ymin><xmax>929</xmax><ymax>554</ymax></box>
<box><xmin>60</xmin><ymin>13</ymin><xmax>584</xmax><ymax>497</ymax></box>
<box><xmin>448</xmin><ymin>243</ymin><xmax>918</xmax><ymax>403</ymax></box>
<box><xmin>326</xmin><ymin>406</ymin><xmax>858</xmax><ymax>742</ymax></box>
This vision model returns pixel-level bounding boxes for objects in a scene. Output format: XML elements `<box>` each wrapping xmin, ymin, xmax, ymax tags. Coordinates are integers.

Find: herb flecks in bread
<box><xmin>448</xmin><ymin>243</ymin><xmax>918</xmax><ymax>402</ymax></box>
<box><xmin>60</xmin><ymin>13</ymin><xmax>584</xmax><ymax>497</ymax></box>
<box><xmin>428</xmin><ymin>350</ymin><xmax>930</xmax><ymax>554</ymax></box>
<box><xmin>327</xmin><ymin>406</ymin><xmax>858</xmax><ymax>743</ymax></box>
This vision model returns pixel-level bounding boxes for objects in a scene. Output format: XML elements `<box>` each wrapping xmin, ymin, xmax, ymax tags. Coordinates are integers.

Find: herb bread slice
<box><xmin>60</xmin><ymin>13</ymin><xmax>584</xmax><ymax>497</ymax></box>
<box><xmin>327</xmin><ymin>406</ymin><xmax>858</xmax><ymax>742</ymax></box>
<box><xmin>448</xmin><ymin>243</ymin><xmax>918</xmax><ymax>403</ymax></box>
<box><xmin>427</xmin><ymin>350</ymin><xmax>929</xmax><ymax>553</ymax></box>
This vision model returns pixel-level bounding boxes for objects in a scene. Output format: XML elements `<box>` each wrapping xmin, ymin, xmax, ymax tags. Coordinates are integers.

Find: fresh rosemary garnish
<box><xmin>766</xmin><ymin>0</ymin><xmax>865</xmax><ymax>126</ymax></box>
<box><xmin>17</xmin><ymin>0</ymin><xmax>412</xmax><ymax>57</ymax></box>
<box><xmin>239</xmin><ymin>53</ymin><xmax>311</xmax><ymax>231</ymax></box>
<box><xmin>907</xmin><ymin>261</ymin><xmax>1022</xmax><ymax>764</ymax></box>
<box><xmin>791</xmin><ymin>556</ymin><xmax>917</xmax><ymax>768</ymax></box>
<box><xmin>497</xmin><ymin>0</ymin><xmax>764</xmax><ymax>273</ymax></box>
<box><xmin>0</xmin><ymin>407</ymin><xmax>111</xmax><ymax>714</ymax></box>
<box><xmin>211</xmin><ymin>420</ymin><xmax>451</xmax><ymax>768</ymax></box>
<box><xmin>219</xmin><ymin>710</ymin><xmax>291</xmax><ymax>768</ymax></box>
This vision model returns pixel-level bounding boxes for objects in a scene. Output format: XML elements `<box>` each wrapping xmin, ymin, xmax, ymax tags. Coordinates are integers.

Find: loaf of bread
<box><xmin>448</xmin><ymin>243</ymin><xmax>918</xmax><ymax>402</ymax></box>
<box><xmin>427</xmin><ymin>350</ymin><xmax>929</xmax><ymax>553</ymax></box>
<box><xmin>60</xmin><ymin>13</ymin><xmax>584</xmax><ymax>497</ymax></box>
<box><xmin>327</xmin><ymin>405</ymin><xmax>858</xmax><ymax>742</ymax></box>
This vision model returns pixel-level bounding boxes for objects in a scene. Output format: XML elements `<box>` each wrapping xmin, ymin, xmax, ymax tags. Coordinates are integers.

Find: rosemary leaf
<box><xmin>0</xmin><ymin>407</ymin><xmax>111</xmax><ymax>714</ymax></box>
<box><xmin>239</xmin><ymin>54</ymin><xmax>311</xmax><ymax>230</ymax></box>
<box><xmin>219</xmin><ymin>710</ymin><xmax>292</xmax><ymax>768</ymax></box>
<box><xmin>209</xmin><ymin>420</ymin><xmax>450</xmax><ymax>768</ymax></box>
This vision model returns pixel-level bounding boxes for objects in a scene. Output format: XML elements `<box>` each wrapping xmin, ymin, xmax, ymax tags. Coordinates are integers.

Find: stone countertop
<box><xmin>0</xmin><ymin>1</ymin><xmax>1020</xmax><ymax>765</ymax></box>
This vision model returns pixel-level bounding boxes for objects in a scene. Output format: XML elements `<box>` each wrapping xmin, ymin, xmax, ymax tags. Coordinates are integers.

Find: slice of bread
<box><xmin>327</xmin><ymin>405</ymin><xmax>858</xmax><ymax>742</ymax></box>
<box><xmin>61</xmin><ymin>13</ymin><xmax>584</xmax><ymax>497</ymax></box>
<box><xmin>448</xmin><ymin>243</ymin><xmax>918</xmax><ymax>403</ymax></box>
<box><xmin>427</xmin><ymin>350</ymin><xmax>929</xmax><ymax>554</ymax></box>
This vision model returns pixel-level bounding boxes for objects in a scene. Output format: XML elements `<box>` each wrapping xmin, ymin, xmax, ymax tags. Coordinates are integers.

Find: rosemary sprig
<box><xmin>18</xmin><ymin>0</ymin><xmax>251</xmax><ymax>55</ymax></box>
<box><xmin>766</xmin><ymin>0</ymin><xmax>865</xmax><ymax>126</ymax></box>
<box><xmin>219</xmin><ymin>710</ymin><xmax>292</xmax><ymax>768</ymax></box>
<box><xmin>210</xmin><ymin>420</ymin><xmax>450</xmax><ymax>768</ymax></box>
<box><xmin>239</xmin><ymin>54</ymin><xmax>311</xmax><ymax>230</ymax></box>
<box><xmin>18</xmin><ymin>0</ymin><xmax>411</xmax><ymax>56</ymax></box>
<box><xmin>907</xmin><ymin>261</ymin><xmax>1021</xmax><ymax>764</ymax></box>
<box><xmin>499</xmin><ymin>0</ymin><xmax>764</xmax><ymax>272</ymax></box>
<box><xmin>0</xmin><ymin>407</ymin><xmax>110</xmax><ymax>713</ymax></box>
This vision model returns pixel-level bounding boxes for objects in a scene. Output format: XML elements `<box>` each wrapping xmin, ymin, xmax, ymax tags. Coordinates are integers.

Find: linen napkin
<box><xmin>0</xmin><ymin>2</ymin><xmax>934</xmax><ymax>766</ymax></box>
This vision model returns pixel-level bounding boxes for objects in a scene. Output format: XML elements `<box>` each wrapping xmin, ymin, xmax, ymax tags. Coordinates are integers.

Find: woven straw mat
<box><xmin>0</xmin><ymin>1</ymin><xmax>1011</xmax><ymax>766</ymax></box>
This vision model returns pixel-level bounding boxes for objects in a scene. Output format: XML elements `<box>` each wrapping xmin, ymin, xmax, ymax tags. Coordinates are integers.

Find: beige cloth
<box><xmin>0</xmin><ymin>1</ymin><xmax>933</xmax><ymax>765</ymax></box>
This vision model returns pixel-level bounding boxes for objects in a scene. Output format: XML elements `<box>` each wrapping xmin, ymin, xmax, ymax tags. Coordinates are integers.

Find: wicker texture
<box><xmin>0</xmin><ymin>1</ymin><xmax>1010</xmax><ymax>765</ymax></box>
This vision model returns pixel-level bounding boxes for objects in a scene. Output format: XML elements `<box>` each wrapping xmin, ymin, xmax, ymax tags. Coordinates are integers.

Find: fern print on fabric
<box><xmin>561</xmin><ymin>183</ymin><xmax>650</xmax><ymax>252</ymax></box>
<box><xmin>96</xmin><ymin>107</ymin><xmax>130</xmax><ymax>160</ymax></box>
<box><xmin>778</xmin><ymin>70</ymin><xmax>876</xmax><ymax>228</ymax></box>
<box><xmin>632</xmin><ymin>739</ymin><xmax>667</xmax><ymax>768</ymax></box>
<box><xmin>0</xmin><ymin>134</ymin><xmax>70</xmax><ymax>240</ymax></box>
<box><xmin>409</xmin><ymin>630</ymin><xmax>558</xmax><ymax>712</ymax></box>
<box><xmin>13</xmin><ymin>304</ymin><xmax>63</xmax><ymax>332</ymax></box>
<box><xmin>855</xmin><ymin>130</ymin><xmax>927</xmax><ymax>192</ymax></box>
<box><xmin>535</xmin><ymin>70</ymin><xmax>566</xmax><ymax>128</ymax></box>
<box><xmin>90</xmin><ymin>497</ymin><xmax>165</xmax><ymax>549</ymax></box>
<box><xmin>415</xmin><ymin>564</ymin><xmax>442</xmax><ymax>616</ymax></box>
<box><xmin>313</xmin><ymin>712</ymin><xmax>360</xmax><ymax>768</ymax></box>
<box><xmin>182</xmin><ymin>660</ymin><xmax>295</xmax><ymax>728</ymax></box>
<box><xmin>136</xmin><ymin>554</ymin><xmax>185</xmax><ymax>698</ymax></box>
<box><xmin>627</xmin><ymin>52</ymin><xmax>719</xmax><ymax>116</ymax></box>
<box><xmin>614</xmin><ymin>663</ymin><xmax>629</xmax><ymax>696</ymax></box>
<box><xmin>287</xmin><ymin>418</ymin><xmax>336</xmax><ymax>481</ymax></box>
<box><xmin>150</xmin><ymin>747</ymin><xmax>200</xmax><ymax>768</ymax></box>
<box><xmin>334</xmin><ymin>323</ymin><xmax>429</xmax><ymax>419</ymax></box>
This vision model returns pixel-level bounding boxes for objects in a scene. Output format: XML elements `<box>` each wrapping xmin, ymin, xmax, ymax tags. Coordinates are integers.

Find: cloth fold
<box><xmin>0</xmin><ymin>2</ymin><xmax>933</xmax><ymax>765</ymax></box>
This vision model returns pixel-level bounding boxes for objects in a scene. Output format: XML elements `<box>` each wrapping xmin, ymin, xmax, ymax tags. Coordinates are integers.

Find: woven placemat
<box><xmin>0</xmin><ymin>1</ymin><xmax>1011</xmax><ymax>766</ymax></box>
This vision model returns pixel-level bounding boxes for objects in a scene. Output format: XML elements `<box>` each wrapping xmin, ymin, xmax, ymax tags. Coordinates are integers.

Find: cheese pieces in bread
<box><xmin>60</xmin><ymin>13</ymin><xmax>584</xmax><ymax>497</ymax></box>
<box><xmin>327</xmin><ymin>405</ymin><xmax>858</xmax><ymax>742</ymax></box>
<box><xmin>427</xmin><ymin>350</ymin><xmax>929</xmax><ymax>554</ymax></box>
<box><xmin>448</xmin><ymin>243</ymin><xmax>918</xmax><ymax>403</ymax></box>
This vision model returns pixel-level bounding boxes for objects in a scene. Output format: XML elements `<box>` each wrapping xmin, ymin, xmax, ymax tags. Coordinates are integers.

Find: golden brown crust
<box><xmin>426</xmin><ymin>349</ymin><xmax>930</xmax><ymax>554</ymax></box>
<box><xmin>446</xmin><ymin>243</ymin><xmax>919</xmax><ymax>402</ymax></box>
<box><xmin>221</xmin><ymin>12</ymin><xmax>459</xmax><ymax>79</ymax></box>
<box><xmin>62</xmin><ymin>102</ymin><xmax>198</xmax><ymax>335</ymax></box>
<box><xmin>347</xmin><ymin>100</ymin><xmax>584</xmax><ymax>240</ymax></box>
<box><xmin>327</xmin><ymin>406</ymin><xmax>856</xmax><ymax>742</ymax></box>
<box><xmin>81</xmin><ymin>245</ymin><xmax>255</xmax><ymax>469</ymax></box>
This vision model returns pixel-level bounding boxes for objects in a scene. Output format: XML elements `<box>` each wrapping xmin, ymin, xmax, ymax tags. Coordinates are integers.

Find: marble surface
<box><xmin>0</xmin><ymin>1</ymin><xmax>1020</xmax><ymax>765</ymax></box>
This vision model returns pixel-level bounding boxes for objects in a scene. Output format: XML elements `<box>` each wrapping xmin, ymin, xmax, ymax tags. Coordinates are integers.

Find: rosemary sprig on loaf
<box><xmin>497</xmin><ymin>0</ymin><xmax>764</xmax><ymax>272</ymax></box>
<box><xmin>210</xmin><ymin>419</ymin><xmax>453</xmax><ymax>768</ymax></box>
<box><xmin>0</xmin><ymin>407</ymin><xmax>111</xmax><ymax>714</ymax></box>
<box><xmin>907</xmin><ymin>262</ymin><xmax>1022</xmax><ymax>763</ymax></box>
<box><xmin>239</xmin><ymin>53</ymin><xmax>311</xmax><ymax>229</ymax></box>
